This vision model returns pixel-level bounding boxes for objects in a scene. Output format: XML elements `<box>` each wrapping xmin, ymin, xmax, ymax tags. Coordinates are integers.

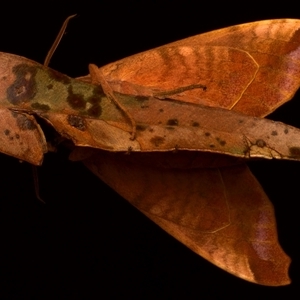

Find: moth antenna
<box><xmin>33</xmin><ymin>15</ymin><xmax>76</xmax><ymax>204</ymax></box>
<box><xmin>44</xmin><ymin>14</ymin><xmax>77</xmax><ymax>67</ymax></box>
<box><xmin>89</xmin><ymin>64</ymin><xmax>137</xmax><ymax>140</ymax></box>
<box><xmin>31</xmin><ymin>166</ymin><xmax>46</xmax><ymax>204</ymax></box>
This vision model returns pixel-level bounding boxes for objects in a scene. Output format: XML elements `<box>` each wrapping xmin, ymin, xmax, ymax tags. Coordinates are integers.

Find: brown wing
<box><xmin>78</xmin><ymin>20</ymin><xmax>299</xmax><ymax>285</ymax></box>
<box><xmin>82</xmin><ymin>150</ymin><xmax>290</xmax><ymax>286</ymax></box>
<box><xmin>95</xmin><ymin>19</ymin><xmax>300</xmax><ymax>118</ymax></box>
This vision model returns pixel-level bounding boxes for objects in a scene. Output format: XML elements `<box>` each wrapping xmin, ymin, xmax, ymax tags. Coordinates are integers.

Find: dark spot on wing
<box><xmin>216</xmin><ymin>137</ymin><xmax>226</xmax><ymax>146</ymax></box>
<box><xmin>256</xmin><ymin>139</ymin><xmax>266</xmax><ymax>148</ymax></box>
<box><xmin>150</xmin><ymin>136</ymin><xmax>165</xmax><ymax>147</ymax></box>
<box><xmin>14</xmin><ymin>113</ymin><xmax>37</xmax><ymax>130</ymax></box>
<box><xmin>93</xmin><ymin>85</ymin><xmax>105</xmax><ymax>95</ymax></box>
<box><xmin>271</xmin><ymin>130</ymin><xmax>278</xmax><ymax>136</ymax></box>
<box><xmin>135</xmin><ymin>95</ymin><xmax>149</xmax><ymax>107</ymax></box>
<box><xmin>47</xmin><ymin>68</ymin><xmax>71</xmax><ymax>84</ymax></box>
<box><xmin>159</xmin><ymin>108</ymin><xmax>164</xmax><ymax>113</ymax></box>
<box><xmin>4</xmin><ymin>129</ymin><xmax>10</xmax><ymax>136</ymax></box>
<box><xmin>47</xmin><ymin>84</ymin><xmax>53</xmax><ymax>90</ymax></box>
<box><xmin>31</xmin><ymin>102</ymin><xmax>50</xmax><ymax>111</ymax></box>
<box><xmin>210</xmin><ymin>144</ymin><xmax>215</xmax><ymax>148</ymax></box>
<box><xmin>289</xmin><ymin>147</ymin><xmax>300</xmax><ymax>158</ymax></box>
<box><xmin>7</xmin><ymin>64</ymin><xmax>37</xmax><ymax>104</ymax></box>
<box><xmin>205</xmin><ymin>132</ymin><xmax>210</xmax><ymax>137</ymax></box>
<box><xmin>284</xmin><ymin>128</ymin><xmax>289</xmax><ymax>134</ymax></box>
<box><xmin>86</xmin><ymin>89</ymin><xmax>102</xmax><ymax>117</ymax></box>
<box><xmin>87</xmin><ymin>104</ymin><xmax>102</xmax><ymax>118</ymax></box>
<box><xmin>192</xmin><ymin>122</ymin><xmax>199</xmax><ymax>127</ymax></box>
<box><xmin>86</xmin><ymin>93</ymin><xmax>102</xmax><ymax>117</ymax></box>
<box><xmin>67</xmin><ymin>86</ymin><xmax>86</xmax><ymax>110</ymax></box>
<box><xmin>135</xmin><ymin>95</ymin><xmax>149</xmax><ymax>102</ymax></box>
<box><xmin>67</xmin><ymin>115</ymin><xmax>86</xmax><ymax>131</ymax></box>
<box><xmin>167</xmin><ymin>119</ymin><xmax>178</xmax><ymax>126</ymax></box>
<box><xmin>136</xmin><ymin>124</ymin><xmax>147</xmax><ymax>131</ymax></box>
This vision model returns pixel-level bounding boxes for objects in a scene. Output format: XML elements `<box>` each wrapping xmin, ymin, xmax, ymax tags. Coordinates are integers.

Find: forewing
<box><xmin>92</xmin><ymin>19</ymin><xmax>300</xmax><ymax>118</ymax></box>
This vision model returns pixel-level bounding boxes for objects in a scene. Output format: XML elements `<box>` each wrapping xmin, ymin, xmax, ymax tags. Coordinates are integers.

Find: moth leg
<box><xmin>153</xmin><ymin>83</ymin><xmax>207</xmax><ymax>99</ymax></box>
<box><xmin>89</xmin><ymin>64</ymin><xmax>137</xmax><ymax>140</ymax></box>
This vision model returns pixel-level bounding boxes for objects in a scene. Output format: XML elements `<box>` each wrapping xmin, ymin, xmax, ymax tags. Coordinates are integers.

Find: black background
<box><xmin>0</xmin><ymin>1</ymin><xmax>300</xmax><ymax>299</ymax></box>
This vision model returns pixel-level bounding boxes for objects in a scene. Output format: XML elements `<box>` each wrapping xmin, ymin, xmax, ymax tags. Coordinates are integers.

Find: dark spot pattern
<box><xmin>159</xmin><ymin>108</ymin><xmax>164</xmax><ymax>113</ymax></box>
<box><xmin>210</xmin><ymin>144</ymin><xmax>215</xmax><ymax>148</ymax></box>
<box><xmin>92</xmin><ymin>85</ymin><xmax>104</xmax><ymax>95</ymax></box>
<box><xmin>167</xmin><ymin>119</ymin><xmax>178</xmax><ymax>126</ymax></box>
<box><xmin>15</xmin><ymin>114</ymin><xmax>36</xmax><ymax>130</ymax></box>
<box><xmin>86</xmin><ymin>88</ymin><xmax>102</xmax><ymax>117</ymax></box>
<box><xmin>31</xmin><ymin>102</ymin><xmax>50</xmax><ymax>111</ymax></box>
<box><xmin>271</xmin><ymin>131</ymin><xmax>278</xmax><ymax>136</ymax></box>
<box><xmin>67</xmin><ymin>115</ymin><xmax>86</xmax><ymax>131</ymax></box>
<box><xmin>66</xmin><ymin>86</ymin><xmax>103</xmax><ymax>117</ymax></box>
<box><xmin>4</xmin><ymin>129</ymin><xmax>10</xmax><ymax>136</ymax></box>
<box><xmin>289</xmin><ymin>147</ymin><xmax>300</xmax><ymax>158</ymax></box>
<box><xmin>67</xmin><ymin>86</ymin><xmax>86</xmax><ymax>110</ymax></box>
<box><xmin>150</xmin><ymin>136</ymin><xmax>165</xmax><ymax>147</ymax></box>
<box><xmin>284</xmin><ymin>128</ymin><xmax>289</xmax><ymax>134</ymax></box>
<box><xmin>87</xmin><ymin>102</ymin><xmax>102</xmax><ymax>117</ymax></box>
<box><xmin>256</xmin><ymin>139</ymin><xmax>266</xmax><ymax>148</ymax></box>
<box><xmin>135</xmin><ymin>95</ymin><xmax>149</xmax><ymax>102</ymax></box>
<box><xmin>216</xmin><ymin>137</ymin><xmax>226</xmax><ymax>146</ymax></box>
<box><xmin>7</xmin><ymin>64</ymin><xmax>37</xmax><ymax>104</ymax></box>
<box><xmin>47</xmin><ymin>84</ymin><xmax>53</xmax><ymax>90</ymax></box>
<box><xmin>136</xmin><ymin>125</ymin><xmax>147</xmax><ymax>131</ymax></box>
<box><xmin>192</xmin><ymin>122</ymin><xmax>199</xmax><ymax>127</ymax></box>
<box><xmin>205</xmin><ymin>132</ymin><xmax>211</xmax><ymax>137</ymax></box>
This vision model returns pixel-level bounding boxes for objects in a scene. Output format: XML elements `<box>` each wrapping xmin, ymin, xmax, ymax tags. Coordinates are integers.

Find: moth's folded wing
<box><xmin>83</xmin><ymin>151</ymin><xmax>290</xmax><ymax>286</ymax></box>
<box><xmin>0</xmin><ymin>110</ymin><xmax>46</xmax><ymax>165</ymax></box>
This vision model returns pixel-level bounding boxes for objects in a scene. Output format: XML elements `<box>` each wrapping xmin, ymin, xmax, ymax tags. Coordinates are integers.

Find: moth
<box><xmin>1</xmin><ymin>18</ymin><xmax>300</xmax><ymax>286</ymax></box>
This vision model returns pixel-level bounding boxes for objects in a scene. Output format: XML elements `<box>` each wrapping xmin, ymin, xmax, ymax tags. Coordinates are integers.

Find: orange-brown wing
<box><xmin>92</xmin><ymin>19</ymin><xmax>300</xmax><ymax>118</ymax></box>
<box><xmin>77</xmin><ymin>20</ymin><xmax>298</xmax><ymax>285</ymax></box>
<box><xmin>82</xmin><ymin>151</ymin><xmax>290</xmax><ymax>286</ymax></box>
<box><xmin>0</xmin><ymin>110</ymin><xmax>46</xmax><ymax>165</ymax></box>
